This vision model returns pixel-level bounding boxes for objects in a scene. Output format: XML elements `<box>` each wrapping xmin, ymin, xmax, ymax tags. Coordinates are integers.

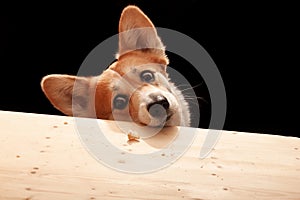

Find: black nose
<box><xmin>147</xmin><ymin>95</ymin><xmax>170</xmax><ymax>118</ymax></box>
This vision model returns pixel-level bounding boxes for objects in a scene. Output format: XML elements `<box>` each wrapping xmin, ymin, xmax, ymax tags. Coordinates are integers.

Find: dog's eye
<box><xmin>140</xmin><ymin>70</ymin><xmax>155</xmax><ymax>83</ymax></box>
<box><xmin>113</xmin><ymin>94</ymin><xmax>128</xmax><ymax>110</ymax></box>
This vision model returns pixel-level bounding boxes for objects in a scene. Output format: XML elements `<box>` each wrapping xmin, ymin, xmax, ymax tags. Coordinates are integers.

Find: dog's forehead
<box><xmin>103</xmin><ymin>69</ymin><xmax>133</xmax><ymax>93</ymax></box>
<box><xmin>114</xmin><ymin>62</ymin><xmax>167</xmax><ymax>79</ymax></box>
<box><xmin>110</xmin><ymin>51</ymin><xmax>168</xmax><ymax>75</ymax></box>
<box><xmin>102</xmin><ymin>51</ymin><xmax>171</xmax><ymax>95</ymax></box>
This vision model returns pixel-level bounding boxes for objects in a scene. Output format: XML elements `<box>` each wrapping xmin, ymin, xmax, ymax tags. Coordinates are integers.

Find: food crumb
<box><xmin>64</xmin><ymin>122</ymin><xmax>68</xmax><ymax>125</ymax></box>
<box><xmin>127</xmin><ymin>130</ymin><xmax>140</xmax><ymax>141</ymax></box>
<box><xmin>118</xmin><ymin>160</ymin><xmax>125</xmax><ymax>164</ymax></box>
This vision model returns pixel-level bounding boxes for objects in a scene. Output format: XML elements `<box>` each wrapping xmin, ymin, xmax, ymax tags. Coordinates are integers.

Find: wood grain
<box><xmin>0</xmin><ymin>111</ymin><xmax>299</xmax><ymax>200</ymax></box>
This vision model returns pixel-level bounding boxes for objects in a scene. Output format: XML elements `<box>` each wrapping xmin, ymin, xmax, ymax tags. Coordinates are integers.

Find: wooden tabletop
<box><xmin>0</xmin><ymin>111</ymin><xmax>299</xmax><ymax>200</ymax></box>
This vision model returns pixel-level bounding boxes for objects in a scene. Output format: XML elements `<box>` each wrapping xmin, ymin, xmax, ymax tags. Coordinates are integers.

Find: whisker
<box><xmin>184</xmin><ymin>96</ymin><xmax>208</xmax><ymax>104</ymax></box>
<box><xmin>175</xmin><ymin>84</ymin><xmax>194</xmax><ymax>88</ymax></box>
<box><xmin>186</xmin><ymin>100</ymin><xmax>200</xmax><ymax>107</ymax></box>
<box><xmin>180</xmin><ymin>82</ymin><xmax>204</xmax><ymax>92</ymax></box>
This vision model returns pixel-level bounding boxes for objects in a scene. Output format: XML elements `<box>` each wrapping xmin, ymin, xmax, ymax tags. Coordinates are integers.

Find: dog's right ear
<box><xmin>118</xmin><ymin>5</ymin><xmax>165</xmax><ymax>56</ymax></box>
<box><xmin>41</xmin><ymin>75</ymin><xmax>91</xmax><ymax>116</ymax></box>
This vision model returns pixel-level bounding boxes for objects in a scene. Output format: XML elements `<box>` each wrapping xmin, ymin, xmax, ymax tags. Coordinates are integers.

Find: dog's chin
<box><xmin>138</xmin><ymin>118</ymin><xmax>167</xmax><ymax>127</ymax></box>
<box><xmin>137</xmin><ymin>108</ymin><xmax>178</xmax><ymax>127</ymax></box>
<box><xmin>146</xmin><ymin>116</ymin><xmax>171</xmax><ymax>127</ymax></box>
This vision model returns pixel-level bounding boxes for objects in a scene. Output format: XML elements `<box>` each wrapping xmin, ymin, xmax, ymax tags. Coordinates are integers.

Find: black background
<box><xmin>1</xmin><ymin>1</ymin><xmax>299</xmax><ymax>137</ymax></box>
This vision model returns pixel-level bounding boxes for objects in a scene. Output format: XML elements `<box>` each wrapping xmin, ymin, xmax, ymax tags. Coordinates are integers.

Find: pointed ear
<box><xmin>41</xmin><ymin>74</ymin><xmax>92</xmax><ymax>116</ymax></box>
<box><xmin>118</xmin><ymin>5</ymin><xmax>165</xmax><ymax>56</ymax></box>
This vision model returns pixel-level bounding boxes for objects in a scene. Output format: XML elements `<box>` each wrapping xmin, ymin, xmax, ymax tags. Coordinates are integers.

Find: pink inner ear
<box><xmin>118</xmin><ymin>6</ymin><xmax>165</xmax><ymax>56</ymax></box>
<box><xmin>119</xmin><ymin>6</ymin><xmax>155</xmax><ymax>33</ymax></box>
<box><xmin>41</xmin><ymin>75</ymin><xmax>77</xmax><ymax>116</ymax></box>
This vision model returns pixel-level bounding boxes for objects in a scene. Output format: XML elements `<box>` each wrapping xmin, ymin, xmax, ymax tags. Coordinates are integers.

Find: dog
<box><xmin>41</xmin><ymin>5</ymin><xmax>191</xmax><ymax>127</ymax></box>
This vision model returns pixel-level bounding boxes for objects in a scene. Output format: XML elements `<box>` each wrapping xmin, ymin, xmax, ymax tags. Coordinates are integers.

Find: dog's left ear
<box><xmin>118</xmin><ymin>5</ymin><xmax>165</xmax><ymax>56</ymax></box>
<box><xmin>41</xmin><ymin>74</ymin><xmax>93</xmax><ymax>117</ymax></box>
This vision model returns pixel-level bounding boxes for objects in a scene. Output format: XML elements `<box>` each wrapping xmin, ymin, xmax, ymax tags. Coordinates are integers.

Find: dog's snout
<box><xmin>149</xmin><ymin>94</ymin><xmax>170</xmax><ymax>109</ymax></box>
<box><xmin>149</xmin><ymin>94</ymin><xmax>166</xmax><ymax>104</ymax></box>
<box><xmin>157</xmin><ymin>98</ymin><xmax>170</xmax><ymax>110</ymax></box>
<box><xmin>147</xmin><ymin>95</ymin><xmax>170</xmax><ymax>118</ymax></box>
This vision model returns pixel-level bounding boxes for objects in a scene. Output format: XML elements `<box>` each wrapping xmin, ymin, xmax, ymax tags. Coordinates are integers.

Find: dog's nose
<box><xmin>147</xmin><ymin>95</ymin><xmax>170</xmax><ymax>118</ymax></box>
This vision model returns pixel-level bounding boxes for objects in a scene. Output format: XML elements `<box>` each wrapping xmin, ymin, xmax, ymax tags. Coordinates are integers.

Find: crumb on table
<box><xmin>127</xmin><ymin>130</ymin><xmax>140</xmax><ymax>141</ymax></box>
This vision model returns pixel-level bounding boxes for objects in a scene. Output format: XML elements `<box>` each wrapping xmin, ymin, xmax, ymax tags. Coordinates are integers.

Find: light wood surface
<box><xmin>0</xmin><ymin>110</ymin><xmax>299</xmax><ymax>200</ymax></box>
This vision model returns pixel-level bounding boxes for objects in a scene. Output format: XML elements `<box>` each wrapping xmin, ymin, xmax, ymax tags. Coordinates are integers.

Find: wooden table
<box><xmin>0</xmin><ymin>111</ymin><xmax>299</xmax><ymax>199</ymax></box>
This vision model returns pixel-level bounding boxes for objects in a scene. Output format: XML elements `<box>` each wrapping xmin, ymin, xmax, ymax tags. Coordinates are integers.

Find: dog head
<box><xmin>41</xmin><ymin>6</ymin><xmax>190</xmax><ymax>127</ymax></box>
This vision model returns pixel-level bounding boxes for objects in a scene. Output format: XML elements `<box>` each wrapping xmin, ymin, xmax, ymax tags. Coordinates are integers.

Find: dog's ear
<box><xmin>118</xmin><ymin>5</ymin><xmax>165</xmax><ymax>56</ymax></box>
<box><xmin>41</xmin><ymin>75</ymin><xmax>92</xmax><ymax>116</ymax></box>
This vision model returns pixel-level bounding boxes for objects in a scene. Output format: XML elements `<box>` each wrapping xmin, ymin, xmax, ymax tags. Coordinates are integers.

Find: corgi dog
<box><xmin>41</xmin><ymin>5</ymin><xmax>191</xmax><ymax>127</ymax></box>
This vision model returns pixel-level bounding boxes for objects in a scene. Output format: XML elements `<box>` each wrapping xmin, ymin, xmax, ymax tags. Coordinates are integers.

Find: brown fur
<box><xmin>41</xmin><ymin>5</ymin><xmax>190</xmax><ymax>127</ymax></box>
